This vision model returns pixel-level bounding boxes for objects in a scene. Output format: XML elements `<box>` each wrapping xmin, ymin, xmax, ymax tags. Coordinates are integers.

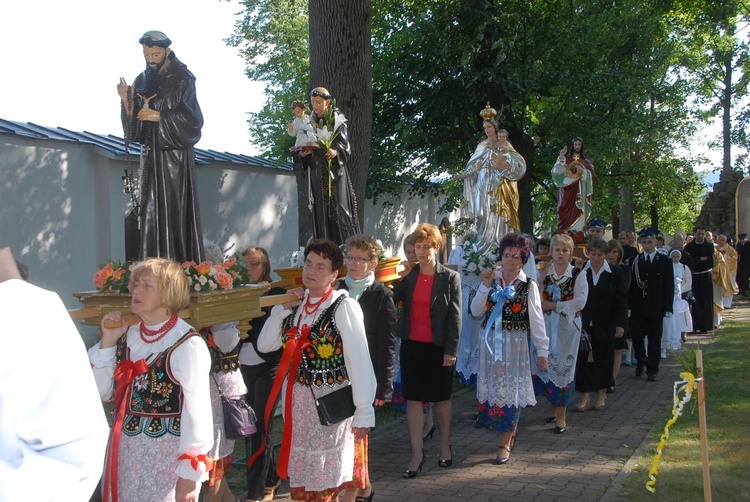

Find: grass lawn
<box><xmin>611</xmin><ymin>319</ymin><xmax>750</xmax><ymax>501</ymax></box>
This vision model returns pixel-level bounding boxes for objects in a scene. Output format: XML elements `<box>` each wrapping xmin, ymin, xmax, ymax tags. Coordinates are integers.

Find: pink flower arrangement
<box><xmin>182</xmin><ymin>252</ymin><xmax>248</xmax><ymax>292</ymax></box>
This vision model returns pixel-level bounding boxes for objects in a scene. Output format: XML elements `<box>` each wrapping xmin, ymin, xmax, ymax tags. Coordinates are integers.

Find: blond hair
<box><xmin>550</xmin><ymin>234</ymin><xmax>574</xmax><ymax>253</ymax></box>
<box><xmin>130</xmin><ymin>258</ymin><xmax>190</xmax><ymax>314</ymax></box>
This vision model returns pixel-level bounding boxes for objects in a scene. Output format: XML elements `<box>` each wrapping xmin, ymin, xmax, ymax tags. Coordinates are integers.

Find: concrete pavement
<box><xmin>264</xmin><ymin>304</ymin><xmax>734</xmax><ymax>501</ymax></box>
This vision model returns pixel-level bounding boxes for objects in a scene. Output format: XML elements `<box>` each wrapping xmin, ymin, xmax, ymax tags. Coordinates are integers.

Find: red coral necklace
<box><xmin>140</xmin><ymin>314</ymin><xmax>179</xmax><ymax>344</ymax></box>
<box><xmin>302</xmin><ymin>287</ymin><xmax>333</xmax><ymax>317</ymax></box>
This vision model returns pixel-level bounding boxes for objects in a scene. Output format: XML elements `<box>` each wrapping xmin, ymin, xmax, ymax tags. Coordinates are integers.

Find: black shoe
<box><xmin>635</xmin><ymin>365</ymin><xmax>644</xmax><ymax>377</ymax></box>
<box><xmin>607</xmin><ymin>386</ymin><xmax>615</xmax><ymax>394</ymax></box>
<box><xmin>554</xmin><ymin>426</ymin><xmax>566</xmax><ymax>434</ymax></box>
<box><xmin>403</xmin><ymin>449</ymin><xmax>425</xmax><ymax>479</ymax></box>
<box><xmin>647</xmin><ymin>374</ymin><xmax>657</xmax><ymax>382</ymax></box>
<box><xmin>438</xmin><ymin>444</ymin><xmax>452</xmax><ymax>467</ymax></box>
<box><xmin>545</xmin><ymin>416</ymin><xmax>557</xmax><ymax>423</ymax></box>
<box><xmin>355</xmin><ymin>489</ymin><xmax>375</xmax><ymax>502</ymax></box>
<box><xmin>423</xmin><ymin>424</ymin><xmax>436</xmax><ymax>441</ymax></box>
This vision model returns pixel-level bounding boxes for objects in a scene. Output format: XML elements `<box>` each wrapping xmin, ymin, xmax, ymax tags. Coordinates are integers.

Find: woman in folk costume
<box><xmin>256</xmin><ymin>239</ymin><xmax>376</xmax><ymax>502</ymax></box>
<box><xmin>470</xmin><ymin>233</ymin><xmax>548</xmax><ymax>465</ymax></box>
<box><xmin>89</xmin><ymin>258</ymin><xmax>213</xmax><ymax>502</ymax></box>
<box><xmin>532</xmin><ymin>234</ymin><xmax>588</xmax><ymax>433</ymax></box>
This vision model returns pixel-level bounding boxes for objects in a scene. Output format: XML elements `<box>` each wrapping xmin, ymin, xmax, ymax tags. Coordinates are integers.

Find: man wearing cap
<box><xmin>684</xmin><ymin>227</ymin><xmax>714</xmax><ymax>332</ymax></box>
<box><xmin>117</xmin><ymin>31</ymin><xmax>205</xmax><ymax>263</ymax></box>
<box><xmin>736</xmin><ymin>234</ymin><xmax>750</xmax><ymax>295</ymax></box>
<box><xmin>626</xmin><ymin>227</ymin><xmax>674</xmax><ymax>381</ymax></box>
<box><xmin>587</xmin><ymin>218</ymin><xmax>606</xmax><ymax>240</ymax></box>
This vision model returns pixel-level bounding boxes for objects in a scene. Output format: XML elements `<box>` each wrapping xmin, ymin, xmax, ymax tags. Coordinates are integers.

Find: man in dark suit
<box><xmin>627</xmin><ymin>227</ymin><xmax>674</xmax><ymax>381</ymax></box>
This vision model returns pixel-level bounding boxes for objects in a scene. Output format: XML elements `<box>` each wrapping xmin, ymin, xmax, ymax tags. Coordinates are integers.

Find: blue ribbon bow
<box><xmin>483</xmin><ymin>284</ymin><xmax>516</xmax><ymax>362</ymax></box>
<box><xmin>546</xmin><ymin>284</ymin><xmax>562</xmax><ymax>356</ymax></box>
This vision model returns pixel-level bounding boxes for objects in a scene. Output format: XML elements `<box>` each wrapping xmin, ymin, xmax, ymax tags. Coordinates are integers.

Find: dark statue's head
<box><xmin>139</xmin><ymin>31</ymin><xmax>172</xmax><ymax>75</ymax></box>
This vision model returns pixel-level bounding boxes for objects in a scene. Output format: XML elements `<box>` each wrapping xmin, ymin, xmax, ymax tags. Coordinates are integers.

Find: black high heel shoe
<box><xmin>355</xmin><ymin>488</ymin><xmax>375</xmax><ymax>502</ymax></box>
<box><xmin>423</xmin><ymin>424</ymin><xmax>436</xmax><ymax>441</ymax></box>
<box><xmin>438</xmin><ymin>444</ymin><xmax>452</xmax><ymax>468</ymax></box>
<box><xmin>403</xmin><ymin>449</ymin><xmax>425</xmax><ymax>479</ymax></box>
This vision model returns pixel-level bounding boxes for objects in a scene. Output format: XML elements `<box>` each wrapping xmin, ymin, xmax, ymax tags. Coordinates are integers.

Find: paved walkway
<box><xmin>263</xmin><ymin>303</ymin><xmax>741</xmax><ymax>501</ymax></box>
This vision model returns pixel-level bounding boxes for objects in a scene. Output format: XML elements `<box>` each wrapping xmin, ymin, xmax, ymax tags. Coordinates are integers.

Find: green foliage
<box><xmin>229</xmin><ymin>0</ymin><xmax>715</xmax><ymax>234</ymax></box>
<box><xmin>226</xmin><ymin>0</ymin><xmax>311</xmax><ymax>160</ymax></box>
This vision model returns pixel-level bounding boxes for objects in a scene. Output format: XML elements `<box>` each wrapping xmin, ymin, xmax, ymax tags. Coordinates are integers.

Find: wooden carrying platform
<box><xmin>274</xmin><ymin>256</ymin><xmax>403</xmax><ymax>289</ymax></box>
<box><xmin>69</xmin><ymin>285</ymin><xmax>298</xmax><ymax>336</ymax></box>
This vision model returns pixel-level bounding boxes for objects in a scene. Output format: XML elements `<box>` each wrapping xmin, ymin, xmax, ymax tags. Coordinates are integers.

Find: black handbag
<box><xmin>213</xmin><ymin>374</ymin><xmax>257</xmax><ymax>439</ymax></box>
<box><xmin>580</xmin><ymin>329</ymin><xmax>594</xmax><ymax>363</ymax></box>
<box><xmin>310</xmin><ymin>384</ymin><xmax>356</xmax><ymax>426</ymax></box>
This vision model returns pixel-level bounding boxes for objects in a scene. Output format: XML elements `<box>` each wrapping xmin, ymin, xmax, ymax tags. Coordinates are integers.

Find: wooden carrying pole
<box><xmin>696</xmin><ymin>349</ymin><xmax>712</xmax><ymax>502</ymax></box>
<box><xmin>98</xmin><ymin>292</ymin><xmax>300</xmax><ymax>329</ymax></box>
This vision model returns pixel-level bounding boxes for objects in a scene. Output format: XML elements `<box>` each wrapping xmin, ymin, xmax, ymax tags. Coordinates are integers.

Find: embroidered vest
<box><xmin>200</xmin><ymin>327</ymin><xmax>241</xmax><ymax>373</ymax></box>
<box><xmin>114</xmin><ymin>330</ymin><xmax>197</xmax><ymax>437</ymax></box>
<box><xmin>542</xmin><ymin>267</ymin><xmax>581</xmax><ymax>302</ymax></box>
<box><xmin>281</xmin><ymin>295</ymin><xmax>350</xmax><ymax>389</ymax></box>
<box><xmin>481</xmin><ymin>279</ymin><xmax>531</xmax><ymax>332</ymax></box>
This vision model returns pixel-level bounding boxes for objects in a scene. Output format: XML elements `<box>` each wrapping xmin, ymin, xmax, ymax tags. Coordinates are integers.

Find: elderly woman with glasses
<box><xmin>392</xmin><ymin>223</ymin><xmax>462</xmax><ymax>478</ymax></box>
<box><xmin>470</xmin><ymin>233</ymin><xmax>548</xmax><ymax>465</ymax></box>
<box><xmin>298</xmin><ymin>86</ymin><xmax>360</xmax><ymax>243</ymax></box>
<box><xmin>339</xmin><ymin>234</ymin><xmax>397</xmax><ymax>501</ymax></box>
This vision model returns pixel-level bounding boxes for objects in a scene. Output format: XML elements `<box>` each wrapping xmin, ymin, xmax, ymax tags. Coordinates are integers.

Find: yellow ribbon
<box><xmin>646</xmin><ymin>372</ymin><xmax>697</xmax><ymax>493</ymax></box>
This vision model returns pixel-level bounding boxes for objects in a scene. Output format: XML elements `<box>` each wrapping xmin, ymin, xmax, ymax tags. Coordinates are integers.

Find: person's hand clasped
<box><xmin>100</xmin><ymin>311</ymin><xmax>130</xmax><ymax>349</ymax></box>
<box><xmin>325</xmin><ymin>149</ymin><xmax>338</xmax><ymax>160</ymax></box>
<box><xmin>537</xmin><ymin>356</ymin><xmax>549</xmax><ymax>371</ymax></box>
<box><xmin>282</xmin><ymin>287</ymin><xmax>305</xmax><ymax>309</ymax></box>
<box><xmin>480</xmin><ymin>268</ymin><xmax>495</xmax><ymax>288</ymax></box>
<box><xmin>443</xmin><ymin>354</ymin><xmax>457</xmax><ymax>367</ymax></box>
<box><xmin>615</xmin><ymin>327</ymin><xmax>624</xmax><ymax>338</ymax></box>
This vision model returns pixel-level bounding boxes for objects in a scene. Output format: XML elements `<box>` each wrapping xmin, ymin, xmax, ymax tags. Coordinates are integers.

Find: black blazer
<box><xmin>627</xmin><ymin>253</ymin><xmax>674</xmax><ymax>318</ymax></box>
<box><xmin>392</xmin><ymin>262</ymin><xmax>462</xmax><ymax>357</ymax></box>
<box><xmin>582</xmin><ymin>265</ymin><xmax>628</xmax><ymax>332</ymax></box>
<box><xmin>339</xmin><ymin>281</ymin><xmax>397</xmax><ymax>401</ymax></box>
<box><xmin>243</xmin><ymin>286</ymin><xmax>286</xmax><ymax>362</ymax></box>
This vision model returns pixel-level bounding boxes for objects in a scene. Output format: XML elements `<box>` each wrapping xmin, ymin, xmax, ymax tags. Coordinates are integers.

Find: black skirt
<box><xmin>400</xmin><ymin>338</ymin><xmax>453</xmax><ymax>402</ymax></box>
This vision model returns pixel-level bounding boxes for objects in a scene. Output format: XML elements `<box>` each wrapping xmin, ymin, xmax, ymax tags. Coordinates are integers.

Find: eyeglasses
<box><xmin>345</xmin><ymin>256</ymin><xmax>371</xmax><ymax>264</ymax></box>
<box><xmin>502</xmin><ymin>253</ymin><xmax>521</xmax><ymax>260</ymax></box>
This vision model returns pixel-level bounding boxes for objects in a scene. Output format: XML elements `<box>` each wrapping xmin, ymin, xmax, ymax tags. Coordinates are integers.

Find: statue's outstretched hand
<box><xmin>558</xmin><ymin>145</ymin><xmax>567</xmax><ymax>161</ymax></box>
<box><xmin>117</xmin><ymin>77</ymin><xmax>131</xmax><ymax>103</ymax></box>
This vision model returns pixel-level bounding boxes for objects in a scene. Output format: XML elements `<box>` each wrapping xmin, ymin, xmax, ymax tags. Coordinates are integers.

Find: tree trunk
<box><xmin>721</xmin><ymin>53</ymin><xmax>733</xmax><ymax>179</ymax></box>
<box><xmin>309</xmin><ymin>0</ymin><xmax>372</xmax><ymax>230</ymax></box>
<box><xmin>619</xmin><ymin>183</ymin><xmax>635</xmax><ymax>232</ymax></box>
<box><xmin>515</xmin><ymin>132</ymin><xmax>534</xmax><ymax>234</ymax></box>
